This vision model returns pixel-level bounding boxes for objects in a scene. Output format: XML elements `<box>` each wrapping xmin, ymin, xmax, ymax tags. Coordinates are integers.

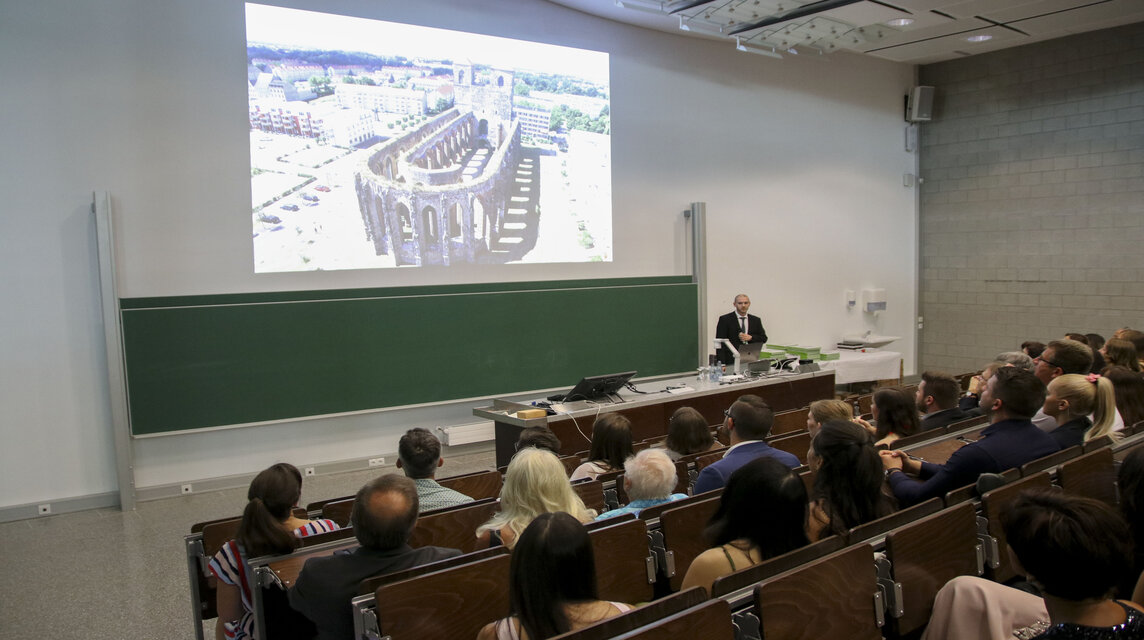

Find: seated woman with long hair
<box><xmin>1104</xmin><ymin>366</ymin><xmax>1144</xmax><ymax>429</ymax></box>
<box><xmin>807</xmin><ymin>420</ymin><xmax>896</xmax><ymax>541</ymax></box>
<box><xmin>1042</xmin><ymin>373</ymin><xmax>1118</xmax><ymax>448</ymax></box>
<box><xmin>477</xmin><ymin>447</ymin><xmax>595</xmax><ymax>549</ymax></box>
<box><xmin>477</xmin><ymin>512</ymin><xmax>632</xmax><ymax>640</ymax></box>
<box><xmin>570</xmin><ymin>414</ymin><xmax>634</xmax><ymax>481</ymax></box>
<box><xmin>208</xmin><ymin>463</ymin><xmax>338</xmax><ymax>640</ymax></box>
<box><xmin>1102</xmin><ymin>338</ymin><xmax>1143</xmax><ymax>372</ymax></box>
<box><xmin>660</xmin><ymin>406</ymin><xmax>722</xmax><ymax>460</ymax></box>
<box><xmin>806</xmin><ymin>399</ymin><xmax>856</xmax><ymax>438</ymax></box>
<box><xmin>680</xmin><ymin>457</ymin><xmax>809</xmax><ymax>595</ymax></box>
<box><xmin>860</xmin><ymin>388</ymin><xmax>920</xmax><ymax>448</ymax></box>
<box><xmin>923</xmin><ymin>491</ymin><xmax>1143</xmax><ymax>640</ymax></box>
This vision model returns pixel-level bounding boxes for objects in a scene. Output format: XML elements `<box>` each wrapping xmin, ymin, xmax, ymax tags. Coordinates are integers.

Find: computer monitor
<box><xmin>562</xmin><ymin>371</ymin><xmax>637</xmax><ymax>402</ymax></box>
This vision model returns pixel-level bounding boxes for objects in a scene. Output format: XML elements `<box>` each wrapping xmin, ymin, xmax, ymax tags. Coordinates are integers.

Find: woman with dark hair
<box><xmin>680</xmin><ymin>457</ymin><xmax>809</xmax><ymax>594</ymax></box>
<box><xmin>922</xmin><ymin>491</ymin><xmax>1143</xmax><ymax>640</ymax></box>
<box><xmin>863</xmin><ymin>388</ymin><xmax>920</xmax><ymax>448</ymax></box>
<box><xmin>807</xmin><ymin>420</ymin><xmax>895</xmax><ymax>541</ymax></box>
<box><xmin>208</xmin><ymin>463</ymin><xmax>338</xmax><ymax>640</ymax></box>
<box><xmin>1102</xmin><ymin>339</ymin><xmax>1143</xmax><ymax>373</ymax></box>
<box><xmin>570</xmin><ymin>413</ymin><xmax>634</xmax><ymax>481</ymax></box>
<box><xmin>1118</xmin><ymin>447</ymin><xmax>1144</xmax><ymax>598</ymax></box>
<box><xmin>660</xmin><ymin>406</ymin><xmax>722</xmax><ymax>460</ymax></box>
<box><xmin>477</xmin><ymin>512</ymin><xmax>631</xmax><ymax>640</ymax></box>
<box><xmin>1104</xmin><ymin>366</ymin><xmax>1144</xmax><ymax>429</ymax></box>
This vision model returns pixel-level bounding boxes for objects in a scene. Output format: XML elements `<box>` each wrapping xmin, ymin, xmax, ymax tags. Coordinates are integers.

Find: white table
<box><xmin>817</xmin><ymin>350</ymin><xmax>903</xmax><ymax>385</ymax></box>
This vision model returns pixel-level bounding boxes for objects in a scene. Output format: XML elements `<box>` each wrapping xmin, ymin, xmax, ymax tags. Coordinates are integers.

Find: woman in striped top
<box><xmin>207</xmin><ymin>463</ymin><xmax>338</xmax><ymax>640</ymax></box>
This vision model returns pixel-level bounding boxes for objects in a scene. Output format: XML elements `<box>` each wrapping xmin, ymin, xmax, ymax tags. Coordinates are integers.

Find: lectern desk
<box><xmin>474</xmin><ymin>371</ymin><xmax>836</xmax><ymax>468</ymax></box>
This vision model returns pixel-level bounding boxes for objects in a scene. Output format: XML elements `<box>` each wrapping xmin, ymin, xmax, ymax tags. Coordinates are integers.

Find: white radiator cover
<box><xmin>437</xmin><ymin>421</ymin><xmax>495</xmax><ymax>446</ymax></box>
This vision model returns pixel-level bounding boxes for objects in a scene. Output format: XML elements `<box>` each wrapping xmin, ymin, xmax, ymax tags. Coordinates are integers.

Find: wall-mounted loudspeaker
<box><xmin>906</xmin><ymin>86</ymin><xmax>934</xmax><ymax>122</ymax></box>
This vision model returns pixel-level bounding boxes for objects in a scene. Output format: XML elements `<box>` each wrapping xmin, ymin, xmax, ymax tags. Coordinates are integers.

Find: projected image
<box><xmin>246</xmin><ymin>4</ymin><xmax>612</xmax><ymax>272</ymax></box>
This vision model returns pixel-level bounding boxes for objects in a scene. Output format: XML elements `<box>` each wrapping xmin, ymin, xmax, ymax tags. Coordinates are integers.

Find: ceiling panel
<box><xmin>546</xmin><ymin>0</ymin><xmax>1144</xmax><ymax>64</ymax></box>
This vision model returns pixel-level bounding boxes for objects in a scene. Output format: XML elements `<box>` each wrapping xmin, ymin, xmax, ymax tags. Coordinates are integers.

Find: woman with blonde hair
<box><xmin>1043</xmin><ymin>373</ymin><xmax>1118</xmax><ymax>449</ymax></box>
<box><xmin>806</xmin><ymin>399</ymin><xmax>855</xmax><ymax>437</ymax></box>
<box><xmin>477</xmin><ymin>447</ymin><xmax>596</xmax><ymax>548</ymax></box>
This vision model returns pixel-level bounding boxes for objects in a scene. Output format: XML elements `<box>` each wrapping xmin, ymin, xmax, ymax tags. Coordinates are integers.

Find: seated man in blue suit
<box><xmin>692</xmin><ymin>394</ymin><xmax>800</xmax><ymax>494</ymax></box>
<box><xmin>882</xmin><ymin>367</ymin><xmax>1060</xmax><ymax>507</ymax></box>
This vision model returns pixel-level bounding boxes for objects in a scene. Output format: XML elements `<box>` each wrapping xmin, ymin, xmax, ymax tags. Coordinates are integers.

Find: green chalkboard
<box><xmin>121</xmin><ymin>277</ymin><xmax>698</xmax><ymax>435</ymax></box>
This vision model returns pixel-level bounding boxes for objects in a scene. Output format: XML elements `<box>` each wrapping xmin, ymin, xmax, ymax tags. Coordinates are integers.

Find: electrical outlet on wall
<box><xmin>304</xmin><ymin>467</ymin><xmax>315</xmax><ymax>476</ymax></box>
<box><xmin>368</xmin><ymin>457</ymin><xmax>385</xmax><ymax>467</ymax></box>
<box><xmin>181</xmin><ymin>484</ymin><xmax>193</xmax><ymax>494</ymax></box>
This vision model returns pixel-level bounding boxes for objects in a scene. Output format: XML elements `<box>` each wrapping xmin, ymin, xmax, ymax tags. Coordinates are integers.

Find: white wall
<box><xmin>0</xmin><ymin>0</ymin><xmax>917</xmax><ymax>509</ymax></box>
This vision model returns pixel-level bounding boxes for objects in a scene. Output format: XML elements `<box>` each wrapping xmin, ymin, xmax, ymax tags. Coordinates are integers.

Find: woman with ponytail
<box><xmin>1042</xmin><ymin>373</ymin><xmax>1119</xmax><ymax>449</ymax></box>
<box><xmin>807</xmin><ymin>420</ymin><xmax>896</xmax><ymax>540</ymax></box>
<box><xmin>208</xmin><ymin>463</ymin><xmax>338</xmax><ymax>640</ymax></box>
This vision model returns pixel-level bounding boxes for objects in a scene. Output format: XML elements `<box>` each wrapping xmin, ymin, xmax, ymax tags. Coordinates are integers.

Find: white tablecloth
<box><xmin>817</xmin><ymin>350</ymin><xmax>902</xmax><ymax>384</ymax></box>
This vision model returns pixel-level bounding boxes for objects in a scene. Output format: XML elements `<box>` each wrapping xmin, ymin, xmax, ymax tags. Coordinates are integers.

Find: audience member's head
<box><xmin>587</xmin><ymin>413</ymin><xmax>634</xmax><ymax>470</ymax></box>
<box><xmin>1118</xmin><ymin>329</ymin><xmax>1144</xmax><ymax>358</ymax></box>
<box><xmin>806</xmin><ymin>399</ymin><xmax>855</xmax><ymax>437</ymax></box>
<box><xmin>623</xmin><ymin>449</ymin><xmax>678</xmax><ymax>501</ymax></box>
<box><xmin>351</xmin><ymin>474</ymin><xmax>419</xmax><ymax>551</ymax></box>
<box><xmin>1102</xmin><ymin>338</ymin><xmax>1142</xmax><ymax>372</ymax></box>
<box><xmin>478</xmin><ymin>447</ymin><xmax>592</xmax><ymax>547</ymax></box>
<box><xmin>809</xmin><ymin>420</ymin><xmax>889</xmax><ymax>536</ymax></box>
<box><xmin>397</xmin><ymin>427</ymin><xmax>442</xmax><ymax>479</ymax></box>
<box><xmin>1034</xmin><ymin>339</ymin><xmax>1093</xmax><ymax>384</ymax></box>
<box><xmin>508</xmin><ymin>512</ymin><xmax>598</xmax><ymax>640</ymax></box>
<box><xmin>516</xmin><ymin>426</ymin><xmax>562</xmax><ymax>455</ymax></box>
<box><xmin>726</xmin><ymin>394</ymin><xmax>774</xmax><ymax>442</ymax></box>
<box><xmin>1001</xmin><ymin>490</ymin><xmax>1133</xmax><ymax>602</ymax></box>
<box><xmin>1086</xmin><ymin>333</ymin><xmax>1106</xmax><ymax>352</ymax></box>
<box><xmin>916</xmin><ymin>371</ymin><xmax>961</xmax><ymax>414</ymax></box>
<box><xmin>1064</xmin><ymin>332</ymin><xmax>1090</xmax><ymax>345</ymax></box>
<box><xmin>1021</xmin><ymin>340</ymin><xmax>1046</xmax><ymax>359</ymax></box>
<box><xmin>1043</xmin><ymin>374</ymin><xmax>1117</xmax><ymax>442</ymax></box>
<box><xmin>664</xmin><ymin>406</ymin><xmax>715</xmax><ymax>456</ymax></box>
<box><xmin>981</xmin><ymin>367</ymin><xmax>1046</xmax><ymax>421</ymax></box>
<box><xmin>872</xmin><ymin>388</ymin><xmax>920</xmax><ymax>440</ymax></box>
<box><xmin>705</xmin><ymin>457</ymin><xmax>808</xmax><ymax>559</ymax></box>
<box><xmin>237</xmin><ymin>462</ymin><xmax>304</xmax><ymax>557</ymax></box>
<box><xmin>995</xmin><ymin>351</ymin><xmax>1035</xmax><ymax>374</ymax></box>
<box><xmin>1104</xmin><ymin>366</ymin><xmax>1144</xmax><ymax>428</ymax></box>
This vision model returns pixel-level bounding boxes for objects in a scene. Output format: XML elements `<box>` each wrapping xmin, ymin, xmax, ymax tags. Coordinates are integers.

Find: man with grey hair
<box><xmin>595</xmin><ymin>449</ymin><xmax>687</xmax><ymax>520</ymax></box>
<box><xmin>994</xmin><ymin>351</ymin><xmax>1034</xmax><ymax>373</ymax></box>
<box><xmin>290</xmin><ymin>475</ymin><xmax>461</xmax><ymax>640</ymax></box>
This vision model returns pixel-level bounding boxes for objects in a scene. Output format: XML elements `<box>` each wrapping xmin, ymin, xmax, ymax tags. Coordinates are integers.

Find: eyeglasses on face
<box><xmin>1034</xmin><ymin>356</ymin><xmax>1061</xmax><ymax>369</ymax></box>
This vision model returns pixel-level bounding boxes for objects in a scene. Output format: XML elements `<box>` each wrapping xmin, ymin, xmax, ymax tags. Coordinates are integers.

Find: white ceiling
<box><xmin>545</xmin><ymin>0</ymin><xmax>1144</xmax><ymax>64</ymax></box>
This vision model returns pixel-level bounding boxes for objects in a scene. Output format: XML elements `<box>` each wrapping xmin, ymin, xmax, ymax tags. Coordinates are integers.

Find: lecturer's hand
<box><xmin>739</xmin><ymin>332</ymin><xmax>752</xmax><ymax>343</ymax></box>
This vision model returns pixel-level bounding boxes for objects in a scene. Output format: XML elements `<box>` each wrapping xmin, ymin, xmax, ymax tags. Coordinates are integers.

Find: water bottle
<box><xmin>711</xmin><ymin>363</ymin><xmax>722</xmax><ymax>383</ymax></box>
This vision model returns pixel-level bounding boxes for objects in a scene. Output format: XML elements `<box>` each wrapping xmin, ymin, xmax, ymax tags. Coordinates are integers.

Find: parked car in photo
<box><xmin>258</xmin><ymin>213</ymin><xmax>282</xmax><ymax>224</ymax></box>
<box><xmin>314</xmin><ymin>185</ymin><xmax>331</xmax><ymax>192</ymax></box>
<box><xmin>280</xmin><ymin>203</ymin><xmax>299</xmax><ymax>211</ymax></box>
<box><xmin>301</xmin><ymin>193</ymin><xmax>320</xmax><ymax>202</ymax></box>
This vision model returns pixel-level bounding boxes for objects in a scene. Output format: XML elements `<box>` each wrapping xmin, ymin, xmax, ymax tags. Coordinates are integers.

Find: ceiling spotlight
<box><xmin>966</xmin><ymin>34</ymin><xmax>993</xmax><ymax>42</ymax></box>
<box><xmin>886</xmin><ymin>18</ymin><xmax>914</xmax><ymax>27</ymax></box>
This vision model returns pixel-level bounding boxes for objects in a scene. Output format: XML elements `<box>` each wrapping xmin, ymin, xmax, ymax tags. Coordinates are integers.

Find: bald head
<box><xmin>352</xmin><ymin>474</ymin><xmax>418</xmax><ymax>550</ymax></box>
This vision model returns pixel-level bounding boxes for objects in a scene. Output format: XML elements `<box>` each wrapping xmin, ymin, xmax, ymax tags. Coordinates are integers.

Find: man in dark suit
<box><xmin>289</xmin><ymin>474</ymin><xmax>461</xmax><ymax>640</ymax></box>
<box><xmin>882</xmin><ymin>368</ymin><xmax>1059</xmax><ymax>507</ymax></box>
<box><xmin>916</xmin><ymin>371</ymin><xmax>967</xmax><ymax>431</ymax></box>
<box><xmin>693</xmin><ymin>394</ymin><xmax>799</xmax><ymax>494</ymax></box>
<box><xmin>715</xmin><ymin>294</ymin><xmax>767</xmax><ymax>365</ymax></box>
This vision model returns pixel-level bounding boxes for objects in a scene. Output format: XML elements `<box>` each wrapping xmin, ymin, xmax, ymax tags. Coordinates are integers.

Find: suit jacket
<box><xmin>289</xmin><ymin>543</ymin><xmax>461</xmax><ymax>640</ymax></box>
<box><xmin>920</xmin><ymin>407</ymin><xmax>967</xmax><ymax>431</ymax></box>
<box><xmin>693</xmin><ymin>440</ymin><xmax>800</xmax><ymax>495</ymax></box>
<box><xmin>887</xmin><ymin>418</ymin><xmax>1060</xmax><ymax>507</ymax></box>
<box><xmin>715</xmin><ymin>312</ymin><xmax>767</xmax><ymax>365</ymax></box>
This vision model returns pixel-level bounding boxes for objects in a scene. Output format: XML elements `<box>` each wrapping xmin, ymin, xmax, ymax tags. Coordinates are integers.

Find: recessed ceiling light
<box><xmin>886</xmin><ymin>18</ymin><xmax>914</xmax><ymax>27</ymax></box>
<box><xmin>966</xmin><ymin>34</ymin><xmax>993</xmax><ymax>42</ymax></box>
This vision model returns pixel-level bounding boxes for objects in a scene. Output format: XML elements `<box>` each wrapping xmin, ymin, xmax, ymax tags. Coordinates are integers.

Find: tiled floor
<box><xmin>0</xmin><ymin>448</ymin><xmax>495</xmax><ymax>640</ymax></box>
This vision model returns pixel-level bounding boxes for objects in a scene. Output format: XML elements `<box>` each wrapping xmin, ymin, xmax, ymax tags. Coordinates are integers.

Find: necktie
<box><xmin>740</xmin><ymin>317</ymin><xmax>747</xmax><ymax>335</ymax></box>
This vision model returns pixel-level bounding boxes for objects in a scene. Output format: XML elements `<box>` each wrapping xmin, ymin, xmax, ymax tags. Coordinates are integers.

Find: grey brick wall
<box><xmin>917</xmin><ymin>22</ymin><xmax>1144</xmax><ymax>374</ymax></box>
